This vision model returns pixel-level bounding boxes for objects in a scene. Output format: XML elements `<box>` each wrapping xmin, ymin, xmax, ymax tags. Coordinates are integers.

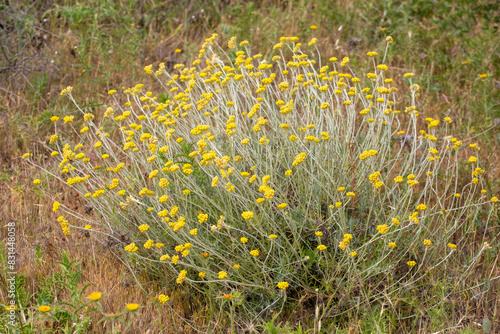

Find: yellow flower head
<box><xmin>88</xmin><ymin>292</ymin><xmax>102</xmax><ymax>301</ymax></box>
<box><xmin>158</xmin><ymin>294</ymin><xmax>170</xmax><ymax>304</ymax></box>
<box><xmin>126</xmin><ymin>303</ymin><xmax>139</xmax><ymax>311</ymax></box>
<box><xmin>38</xmin><ymin>305</ymin><xmax>51</xmax><ymax>312</ymax></box>
<box><xmin>250</xmin><ymin>249</ymin><xmax>259</xmax><ymax>257</ymax></box>
<box><xmin>52</xmin><ymin>202</ymin><xmax>61</xmax><ymax>212</ymax></box>
<box><xmin>276</xmin><ymin>281</ymin><xmax>289</xmax><ymax>290</ymax></box>
<box><xmin>241</xmin><ymin>211</ymin><xmax>254</xmax><ymax>220</ymax></box>
<box><xmin>376</xmin><ymin>224</ymin><xmax>389</xmax><ymax>235</ymax></box>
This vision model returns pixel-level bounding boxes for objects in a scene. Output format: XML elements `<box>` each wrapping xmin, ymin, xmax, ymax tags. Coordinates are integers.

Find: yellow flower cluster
<box><xmin>359</xmin><ymin>150</ymin><xmax>378</xmax><ymax>160</ymax></box>
<box><xmin>176</xmin><ymin>270</ymin><xmax>187</xmax><ymax>284</ymax></box>
<box><xmin>124</xmin><ymin>243</ymin><xmax>138</xmax><ymax>252</ymax></box>
<box><xmin>56</xmin><ymin>216</ymin><xmax>70</xmax><ymax>235</ymax></box>
<box><xmin>292</xmin><ymin>152</ymin><xmax>307</xmax><ymax>166</ymax></box>
<box><xmin>368</xmin><ymin>171</ymin><xmax>383</xmax><ymax>189</ymax></box>
<box><xmin>241</xmin><ymin>211</ymin><xmax>253</xmax><ymax>220</ymax></box>
<box><xmin>339</xmin><ymin>234</ymin><xmax>353</xmax><ymax>251</ymax></box>
<box><xmin>317</xmin><ymin>244</ymin><xmax>327</xmax><ymax>251</ymax></box>
<box><xmin>276</xmin><ymin>281</ymin><xmax>289</xmax><ymax>290</ymax></box>
<box><xmin>158</xmin><ymin>294</ymin><xmax>170</xmax><ymax>304</ymax></box>
<box><xmin>376</xmin><ymin>224</ymin><xmax>389</xmax><ymax>235</ymax></box>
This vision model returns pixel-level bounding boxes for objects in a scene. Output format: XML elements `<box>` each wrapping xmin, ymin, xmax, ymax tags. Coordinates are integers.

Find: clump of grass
<box><xmin>24</xmin><ymin>34</ymin><xmax>498</xmax><ymax>329</ymax></box>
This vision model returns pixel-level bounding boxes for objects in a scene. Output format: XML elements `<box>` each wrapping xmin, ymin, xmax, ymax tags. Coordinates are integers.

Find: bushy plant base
<box><xmin>26</xmin><ymin>34</ymin><xmax>498</xmax><ymax>330</ymax></box>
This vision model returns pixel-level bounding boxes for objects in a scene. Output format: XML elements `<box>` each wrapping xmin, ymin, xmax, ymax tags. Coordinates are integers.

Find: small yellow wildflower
<box><xmin>317</xmin><ymin>244</ymin><xmax>327</xmax><ymax>251</ymax></box>
<box><xmin>176</xmin><ymin>270</ymin><xmax>187</xmax><ymax>284</ymax></box>
<box><xmin>394</xmin><ymin>176</ymin><xmax>403</xmax><ymax>183</ymax></box>
<box><xmin>241</xmin><ymin>211</ymin><xmax>254</xmax><ymax>220</ymax></box>
<box><xmin>124</xmin><ymin>243</ymin><xmax>138</xmax><ymax>252</ymax></box>
<box><xmin>158</xmin><ymin>294</ymin><xmax>170</xmax><ymax>304</ymax></box>
<box><xmin>38</xmin><ymin>305</ymin><xmax>51</xmax><ymax>312</ymax></box>
<box><xmin>52</xmin><ymin>202</ymin><xmax>61</xmax><ymax>212</ymax></box>
<box><xmin>126</xmin><ymin>303</ymin><xmax>139</xmax><ymax>311</ymax></box>
<box><xmin>276</xmin><ymin>281</ymin><xmax>289</xmax><ymax>290</ymax></box>
<box><xmin>88</xmin><ymin>292</ymin><xmax>102</xmax><ymax>301</ymax></box>
<box><xmin>376</xmin><ymin>224</ymin><xmax>389</xmax><ymax>235</ymax></box>
<box><xmin>416</xmin><ymin>204</ymin><xmax>427</xmax><ymax>211</ymax></box>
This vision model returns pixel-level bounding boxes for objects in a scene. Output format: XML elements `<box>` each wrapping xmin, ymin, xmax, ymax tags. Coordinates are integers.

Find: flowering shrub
<box><xmin>26</xmin><ymin>34</ymin><xmax>497</xmax><ymax>321</ymax></box>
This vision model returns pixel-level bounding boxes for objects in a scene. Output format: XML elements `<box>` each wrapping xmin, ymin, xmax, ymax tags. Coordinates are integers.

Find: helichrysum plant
<box><xmin>26</xmin><ymin>34</ymin><xmax>498</xmax><ymax>322</ymax></box>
